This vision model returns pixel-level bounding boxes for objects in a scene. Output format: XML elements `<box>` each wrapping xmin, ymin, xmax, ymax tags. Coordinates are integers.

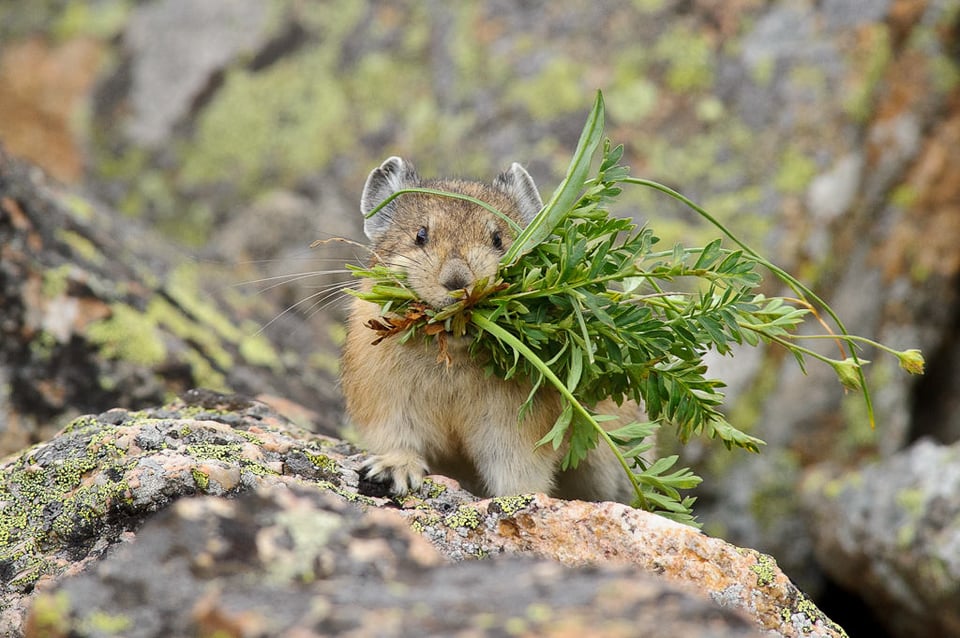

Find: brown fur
<box><xmin>341</xmin><ymin>158</ymin><xmax>636</xmax><ymax>503</ymax></box>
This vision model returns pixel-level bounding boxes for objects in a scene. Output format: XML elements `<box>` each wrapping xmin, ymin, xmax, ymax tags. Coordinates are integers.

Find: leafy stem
<box><xmin>470</xmin><ymin>311</ymin><xmax>650</xmax><ymax>509</ymax></box>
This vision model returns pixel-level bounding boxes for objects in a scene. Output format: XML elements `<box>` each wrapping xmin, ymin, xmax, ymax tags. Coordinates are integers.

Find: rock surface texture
<box><xmin>803</xmin><ymin>439</ymin><xmax>960</xmax><ymax>638</ymax></box>
<box><xmin>4</xmin><ymin>392</ymin><xmax>842</xmax><ymax>638</ymax></box>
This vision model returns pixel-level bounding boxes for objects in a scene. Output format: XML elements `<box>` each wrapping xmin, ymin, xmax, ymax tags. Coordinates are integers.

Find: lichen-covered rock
<box><xmin>23</xmin><ymin>486</ymin><xmax>768</xmax><ymax>638</ymax></box>
<box><xmin>403</xmin><ymin>495</ymin><xmax>844</xmax><ymax>638</ymax></box>
<box><xmin>0</xmin><ymin>146</ymin><xmax>342</xmax><ymax>456</ymax></box>
<box><xmin>1</xmin><ymin>392</ymin><xmax>842</xmax><ymax>637</ymax></box>
<box><xmin>802</xmin><ymin>439</ymin><xmax>960</xmax><ymax>638</ymax></box>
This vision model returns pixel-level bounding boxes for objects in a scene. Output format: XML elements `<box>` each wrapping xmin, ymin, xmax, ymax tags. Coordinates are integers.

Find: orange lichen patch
<box><xmin>0</xmin><ymin>37</ymin><xmax>104</xmax><ymax>183</ymax></box>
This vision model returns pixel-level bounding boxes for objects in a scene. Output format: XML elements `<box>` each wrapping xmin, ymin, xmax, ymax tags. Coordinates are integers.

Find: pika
<box><xmin>341</xmin><ymin>157</ymin><xmax>636</xmax><ymax>503</ymax></box>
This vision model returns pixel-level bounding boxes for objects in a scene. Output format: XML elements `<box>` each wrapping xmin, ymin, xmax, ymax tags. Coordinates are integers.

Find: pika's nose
<box><xmin>440</xmin><ymin>260</ymin><xmax>471</xmax><ymax>292</ymax></box>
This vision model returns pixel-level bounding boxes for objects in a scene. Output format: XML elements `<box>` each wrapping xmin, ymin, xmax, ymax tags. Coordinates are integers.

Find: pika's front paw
<box><xmin>359</xmin><ymin>451</ymin><xmax>429</xmax><ymax>497</ymax></box>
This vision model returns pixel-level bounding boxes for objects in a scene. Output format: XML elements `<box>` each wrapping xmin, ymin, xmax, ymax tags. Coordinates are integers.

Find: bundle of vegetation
<box><xmin>345</xmin><ymin>92</ymin><xmax>924</xmax><ymax>524</ymax></box>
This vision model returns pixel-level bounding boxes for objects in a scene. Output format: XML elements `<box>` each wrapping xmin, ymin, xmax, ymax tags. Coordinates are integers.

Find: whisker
<box><xmin>255</xmin><ymin>290</ymin><xmax>338</xmax><ymax>336</ymax></box>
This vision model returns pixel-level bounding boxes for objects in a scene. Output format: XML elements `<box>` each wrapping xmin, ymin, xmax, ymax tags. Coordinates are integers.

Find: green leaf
<box><xmin>503</xmin><ymin>91</ymin><xmax>605</xmax><ymax>264</ymax></box>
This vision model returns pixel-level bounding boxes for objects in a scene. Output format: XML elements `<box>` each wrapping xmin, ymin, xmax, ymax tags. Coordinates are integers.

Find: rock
<box><xmin>23</xmin><ymin>487</ymin><xmax>766</xmax><ymax>638</ymax></box>
<box><xmin>802</xmin><ymin>438</ymin><xmax>960</xmax><ymax>638</ymax></box>
<box><xmin>123</xmin><ymin>0</ymin><xmax>273</xmax><ymax>147</ymax></box>
<box><xmin>2</xmin><ymin>392</ymin><xmax>844</xmax><ymax>637</ymax></box>
<box><xmin>0</xmin><ymin>146</ymin><xmax>342</xmax><ymax>457</ymax></box>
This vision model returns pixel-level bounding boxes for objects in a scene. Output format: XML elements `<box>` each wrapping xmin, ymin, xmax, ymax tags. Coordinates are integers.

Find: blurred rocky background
<box><xmin>1</xmin><ymin>1</ymin><xmax>959</xmax><ymax>636</ymax></box>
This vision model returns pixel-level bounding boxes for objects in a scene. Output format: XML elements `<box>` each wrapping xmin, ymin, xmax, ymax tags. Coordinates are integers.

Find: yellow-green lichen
<box><xmin>29</xmin><ymin>330</ymin><xmax>58</xmax><ymax>360</ymax></box>
<box><xmin>783</xmin><ymin>591</ymin><xmax>850</xmax><ymax>638</ymax></box>
<box><xmin>0</xmin><ymin>420</ymin><xmax>133</xmax><ymax>591</ymax></box>
<box><xmin>191</xmin><ymin>468</ymin><xmax>210</xmax><ymax>491</ymax></box>
<box><xmin>42</xmin><ymin>264</ymin><xmax>74</xmax><ymax>298</ymax></box>
<box><xmin>420</xmin><ymin>477</ymin><xmax>447</xmax><ymax>499</ymax></box>
<box><xmin>239</xmin><ymin>332</ymin><xmax>282</xmax><ymax>371</ymax></box>
<box><xmin>25</xmin><ymin>591</ymin><xmax>72</xmax><ymax>635</ymax></box>
<box><xmin>60</xmin><ymin>192</ymin><xmax>96</xmax><ymax>221</ymax></box>
<box><xmin>842</xmin><ymin>23</ymin><xmax>892</xmax><ymax>123</ymax></box>
<box><xmin>506</xmin><ymin>57</ymin><xmax>589</xmax><ymax>120</ymax></box>
<box><xmin>654</xmin><ymin>23</ymin><xmax>715</xmax><ymax>92</ymax></box>
<box><xmin>180</xmin><ymin>47</ymin><xmax>351</xmax><ymax>193</ymax></box>
<box><xmin>307</xmin><ymin>452</ymin><xmax>338</xmax><ymax>475</ymax></box>
<box><xmin>409</xmin><ymin>510</ymin><xmax>443</xmax><ymax>534</ymax></box>
<box><xmin>314</xmin><ymin>479</ymin><xmax>377</xmax><ymax>506</ymax></box>
<box><xmin>490</xmin><ymin>494</ymin><xmax>533</xmax><ymax>516</ymax></box>
<box><xmin>443</xmin><ymin>504</ymin><xmax>482</xmax><ymax>530</ymax></box>
<box><xmin>79</xmin><ymin>610</ymin><xmax>134</xmax><ymax>634</ymax></box>
<box><xmin>55</xmin><ymin>229</ymin><xmax>102</xmax><ymax>265</ymax></box>
<box><xmin>749</xmin><ymin>552</ymin><xmax>777</xmax><ymax>587</ymax></box>
<box><xmin>87</xmin><ymin>303</ymin><xmax>167</xmax><ymax>366</ymax></box>
<box><xmin>52</xmin><ymin>0</ymin><xmax>131</xmax><ymax>40</ymax></box>
<box><xmin>775</xmin><ymin>147</ymin><xmax>818</xmax><ymax>195</ymax></box>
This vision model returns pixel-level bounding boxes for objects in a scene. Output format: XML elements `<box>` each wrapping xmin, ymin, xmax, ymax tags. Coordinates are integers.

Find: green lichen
<box><xmin>307</xmin><ymin>452</ymin><xmax>338</xmax><ymax>475</ymax></box>
<box><xmin>186</xmin><ymin>439</ymin><xmax>276</xmax><ymax>478</ymax></box>
<box><xmin>87</xmin><ymin>302</ymin><xmax>167</xmax><ymax>366</ymax></box>
<box><xmin>409</xmin><ymin>510</ymin><xmax>442</xmax><ymax>534</ymax></box>
<box><xmin>443</xmin><ymin>504</ymin><xmax>482</xmax><ymax>530</ymax></box>
<box><xmin>180</xmin><ymin>46</ymin><xmax>352</xmax><ymax>193</ymax></box>
<box><xmin>420</xmin><ymin>477</ymin><xmax>447</xmax><ymax>499</ymax></box>
<box><xmin>490</xmin><ymin>494</ymin><xmax>533</xmax><ymax>516</ymax></box>
<box><xmin>191</xmin><ymin>468</ymin><xmax>210</xmax><ymax>491</ymax></box>
<box><xmin>52</xmin><ymin>0</ymin><xmax>131</xmax><ymax>40</ymax></box>
<box><xmin>654</xmin><ymin>24</ymin><xmax>715</xmax><ymax>92</ymax></box>
<box><xmin>842</xmin><ymin>23</ymin><xmax>892</xmax><ymax>123</ymax></box>
<box><xmin>25</xmin><ymin>591</ymin><xmax>72</xmax><ymax>635</ymax></box>
<box><xmin>29</xmin><ymin>331</ymin><xmax>58</xmax><ymax>360</ymax></box>
<box><xmin>749</xmin><ymin>552</ymin><xmax>777</xmax><ymax>587</ymax></box>
<box><xmin>55</xmin><ymin>228</ymin><xmax>102</xmax><ymax>265</ymax></box>
<box><xmin>783</xmin><ymin>591</ymin><xmax>850</xmax><ymax>638</ymax></box>
<box><xmin>42</xmin><ymin>264</ymin><xmax>73</xmax><ymax>298</ymax></box>
<box><xmin>747</xmin><ymin>451</ymin><xmax>802</xmax><ymax>533</ymax></box>
<box><xmin>506</xmin><ymin>57</ymin><xmax>589</xmax><ymax>120</ymax></box>
<box><xmin>314</xmin><ymin>480</ymin><xmax>377</xmax><ymax>506</ymax></box>
<box><xmin>0</xmin><ymin>417</ymin><xmax>133</xmax><ymax>591</ymax></box>
<box><xmin>80</xmin><ymin>610</ymin><xmax>134</xmax><ymax>634</ymax></box>
<box><xmin>239</xmin><ymin>332</ymin><xmax>282</xmax><ymax>371</ymax></box>
<box><xmin>775</xmin><ymin>147</ymin><xmax>818</xmax><ymax>195</ymax></box>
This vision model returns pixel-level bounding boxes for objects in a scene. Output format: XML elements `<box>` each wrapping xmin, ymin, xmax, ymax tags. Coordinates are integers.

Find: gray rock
<box><xmin>25</xmin><ymin>486</ymin><xmax>767</xmax><ymax>638</ymax></box>
<box><xmin>124</xmin><ymin>0</ymin><xmax>272</xmax><ymax>146</ymax></box>
<box><xmin>803</xmin><ymin>439</ymin><xmax>960</xmax><ymax>638</ymax></box>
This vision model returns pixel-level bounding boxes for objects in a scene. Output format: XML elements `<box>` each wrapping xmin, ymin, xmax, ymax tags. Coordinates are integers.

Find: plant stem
<box><xmin>623</xmin><ymin>177</ymin><xmax>875</xmax><ymax>426</ymax></box>
<box><xmin>470</xmin><ymin>310</ymin><xmax>648</xmax><ymax>509</ymax></box>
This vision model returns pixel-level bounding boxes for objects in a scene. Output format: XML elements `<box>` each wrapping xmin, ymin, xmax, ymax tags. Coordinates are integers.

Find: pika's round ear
<box><xmin>493</xmin><ymin>162</ymin><xmax>543</xmax><ymax>225</ymax></box>
<box><xmin>361</xmin><ymin>156</ymin><xmax>420</xmax><ymax>241</ymax></box>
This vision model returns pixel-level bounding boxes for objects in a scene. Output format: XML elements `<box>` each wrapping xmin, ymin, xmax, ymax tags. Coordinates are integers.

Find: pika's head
<box><xmin>360</xmin><ymin>157</ymin><xmax>543</xmax><ymax>309</ymax></box>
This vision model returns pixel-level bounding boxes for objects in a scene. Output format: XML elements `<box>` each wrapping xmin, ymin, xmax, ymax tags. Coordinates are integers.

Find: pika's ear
<box><xmin>493</xmin><ymin>162</ymin><xmax>543</xmax><ymax>225</ymax></box>
<box><xmin>361</xmin><ymin>156</ymin><xmax>420</xmax><ymax>241</ymax></box>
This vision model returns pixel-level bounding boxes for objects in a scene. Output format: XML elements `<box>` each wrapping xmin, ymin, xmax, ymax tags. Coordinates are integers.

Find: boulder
<box><xmin>2</xmin><ymin>391</ymin><xmax>844</xmax><ymax>637</ymax></box>
<box><xmin>803</xmin><ymin>438</ymin><xmax>960</xmax><ymax>638</ymax></box>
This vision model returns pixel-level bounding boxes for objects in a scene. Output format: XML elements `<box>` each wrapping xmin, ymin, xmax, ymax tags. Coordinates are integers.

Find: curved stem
<box><xmin>623</xmin><ymin>177</ymin><xmax>875</xmax><ymax>426</ymax></box>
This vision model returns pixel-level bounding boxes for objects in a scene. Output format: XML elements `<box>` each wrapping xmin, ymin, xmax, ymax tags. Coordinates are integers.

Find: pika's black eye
<box><xmin>492</xmin><ymin>230</ymin><xmax>503</xmax><ymax>251</ymax></box>
<box><xmin>415</xmin><ymin>226</ymin><xmax>428</xmax><ymax>246</ymax></box>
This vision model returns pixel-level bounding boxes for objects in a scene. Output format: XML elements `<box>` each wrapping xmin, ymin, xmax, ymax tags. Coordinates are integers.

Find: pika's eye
<box><xmin>415</xmin><ymin>226</ymin><xmax>428</xmax><ymax>246</ymax></box>
<box><xmin>491</xmin><ymin>230</ymin><xmax>503</xmax><ymax>251</ymax></box>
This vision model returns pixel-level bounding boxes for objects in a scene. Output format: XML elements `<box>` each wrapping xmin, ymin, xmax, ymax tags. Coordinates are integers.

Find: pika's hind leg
<box><xmin>553</xmin><ymin>443</ymin><xmax>635</xmax><ymax>504</ymax></box>
<box><xmin>462</xmin><ymin>402</ymin><xmax>561</xmax><ymax>497</ymax></box>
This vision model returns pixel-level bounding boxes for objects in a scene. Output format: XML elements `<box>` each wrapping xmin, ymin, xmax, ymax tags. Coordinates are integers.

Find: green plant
<box><xmin>348</xmin><ymin>92</ymin><xmax>924</xmax><ymax>524</ymax></box>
